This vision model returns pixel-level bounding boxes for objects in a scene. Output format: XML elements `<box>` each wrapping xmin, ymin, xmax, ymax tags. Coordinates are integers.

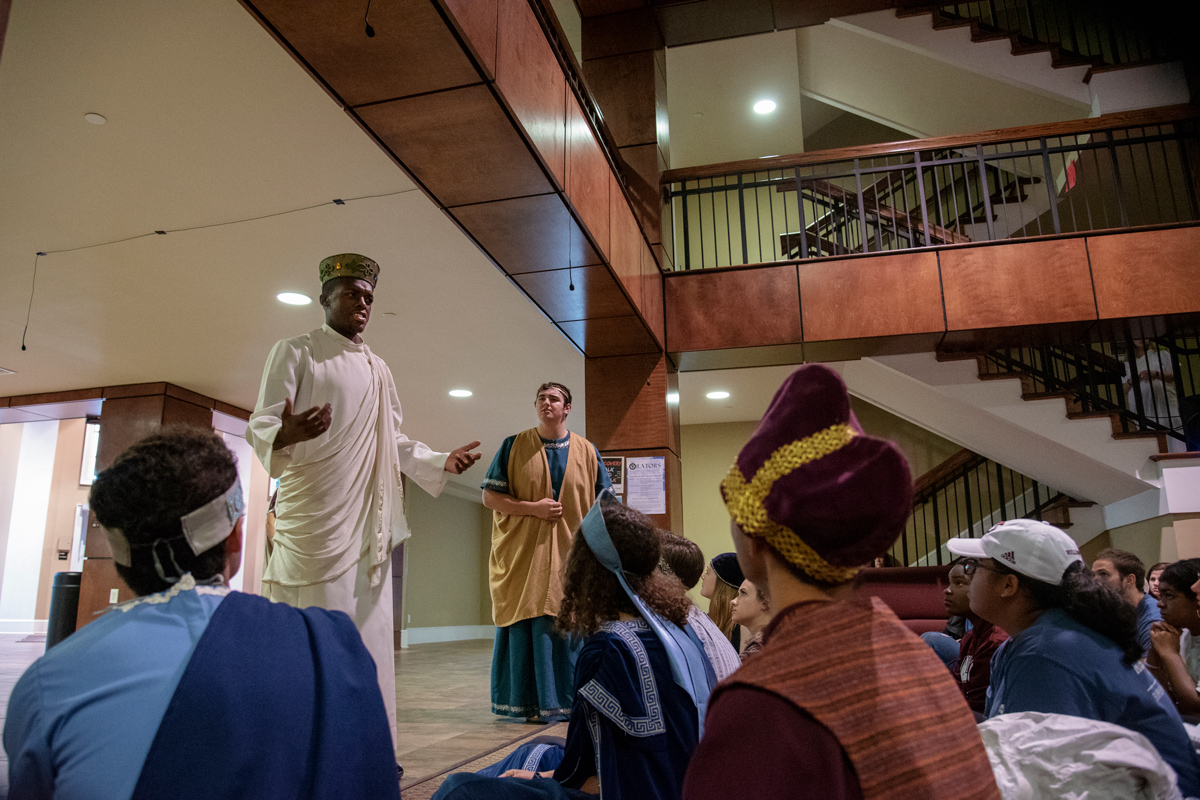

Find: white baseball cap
<box><xmin>946</xmin><ymin>519</ymin><xmax>1082</xmax><ymax>586</ymax></box>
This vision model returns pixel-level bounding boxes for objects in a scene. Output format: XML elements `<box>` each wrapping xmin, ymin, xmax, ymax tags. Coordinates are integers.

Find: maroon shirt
<box><xmin>683</xmin><ymin>685</ymin><xmax>863</xmax><ymax>800</ymax></box>
<box><xmin>953</xmin><ymin>618</ymin><xmax>1009</xmax><ymax>714</ymax></box>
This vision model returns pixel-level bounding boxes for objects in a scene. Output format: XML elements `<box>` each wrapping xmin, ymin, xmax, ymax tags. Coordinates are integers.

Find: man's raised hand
<box><xmin>272</xmin><ymin>398</ymin><xmax>333</xmax><ymax>450</ymax></box>
<box><xmin>445</xmin><ymin>441</ymin><xmax>483</xmax><ymax>474</ymax></box>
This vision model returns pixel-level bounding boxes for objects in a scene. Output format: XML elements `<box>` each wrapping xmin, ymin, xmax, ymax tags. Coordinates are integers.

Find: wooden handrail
<box><xmin>662</xmin><ymin>105</ymin><xmax>1200</xmax><ymax>184</ymax></box>
<box><xmin>912</xmin><ymin>448</ymin><xmax>985</xmax><ymax>501</ymax></box>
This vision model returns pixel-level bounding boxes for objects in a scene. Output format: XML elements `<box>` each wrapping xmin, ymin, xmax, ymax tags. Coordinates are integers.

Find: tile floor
<box><xmin>0</xmin><ymin>634</ymin><xmax>532</xmax><ymax>798</ymax></box>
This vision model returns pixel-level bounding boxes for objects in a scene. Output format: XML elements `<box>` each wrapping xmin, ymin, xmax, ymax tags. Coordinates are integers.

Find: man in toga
<box><xmin>482</xmin><ymin>382</ymin><xmax>611</xmax><ymax>721</ymax></box>
<box><xmin>247</xmin><ymin>253</ymin><xmax>481</xmax><ymax>740</ymax></box>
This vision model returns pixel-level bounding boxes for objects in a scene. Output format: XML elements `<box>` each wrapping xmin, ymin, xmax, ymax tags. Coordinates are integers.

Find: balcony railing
<box><xmin>889</xmin><ymin>448</ymin><xmax>1079</xmax><ymax>567</ymax></box>
<box><xmin>662</xmin><ymin>106</ymin><xmax>1200</xmax><ymax>272</ymax></box>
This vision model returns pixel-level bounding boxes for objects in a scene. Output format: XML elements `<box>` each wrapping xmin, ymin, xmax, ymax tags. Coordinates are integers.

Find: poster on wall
<box><xmin>602</xmin><ymin>456</ymin><xmax>625</xmax><ymax>494</ymax></box>
<box><xmin>626</xmin><ymin>456</ymin><xmax>666</xmax><ymax>515</ymax></box>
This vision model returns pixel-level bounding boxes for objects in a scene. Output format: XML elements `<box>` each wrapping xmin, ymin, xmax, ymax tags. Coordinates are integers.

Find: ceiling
<box><xmin>0</xmin><ymin>0</ymin><xmax>586</xmax><ymax>493</ymax></box>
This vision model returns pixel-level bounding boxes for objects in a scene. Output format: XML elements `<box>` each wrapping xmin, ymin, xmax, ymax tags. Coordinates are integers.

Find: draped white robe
<box><xmin>247</xmin><ymin>323</ymin><xmax>449</xmax><ymax>741</ymax></box>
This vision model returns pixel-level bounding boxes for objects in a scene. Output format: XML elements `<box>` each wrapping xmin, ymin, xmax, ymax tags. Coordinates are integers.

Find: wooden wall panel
<box><xmin>1088</xmin><ymin>227</ymin><xmax>1200</xmax><ymax>319</ymax></box>
<box><xmin>799</xmin><ymin>251</ymin><xmax>944</xmax><ymax>341</ymax></box>
<box><xmin>451</xmin><ymin>193</ymin><xmax>602</xmax><ymax>274</ymax></box>
<box><xmin>565</xmin><ymin>94</ymin><xmax>611</xmax><ymax>260</ymax></box>
<box><xmin>641</xmin><ymin>245</ymin><xmax>665</xmax><ymax>347</ymax></box>
<box><xmin>940</xmin><ymin>239</ymin><xmax>1096</xmax><ymax>330</ymax></box>
<box><xmin>514</xmin><ymin>266</ymin><xmax>631</xmax><ymax>321</ymax></box>
<box><xmin>360</xmin><ymin>86</ymin><xmax>552</xmax><ymax>207</ymax></box>
<box><xmin>666</xmin><ymin>266</ymin><xmax>802</xmax><ymax>352</ymax></box>
<box><xmin>618</xmin><ymin>142</ymin><xmax>664</xmax><ymax>241</ymax></box>
<box><xmin>585</xmin><ymin>353</ymin><xmax>676</xmax><ymax>453</ymax></box>
<box><xmin>76</xmin><ymin>558</ymin><xmax>135</xmax><ymax>629</ymax></box>
<box><xmin>441</xmin><ymin>0</ymin><xmax>498</xmax><ymax>79</ymax></box>
<box><xmin>559</xmin><ymin>316</ymin><xmax>659</xmax><ymax>357</ymax></box>
<box><xmin>495</xmin><ymin>0</ymin><xmax>566</xmax><ymax>188</ymax></box>
<box><xmin>581</xmin><ymin>52</ymin><xmax>656</xmax><ymax>147</ymax></box>
<box><xmin>249</xmin><ymin>0</ymin><xmax>481</xmax><ymax>106</ymax></box>
<box><xmin>609</xmin><ymin>174</ymin><xmax>643</xmax><ymax>299</ymax></box>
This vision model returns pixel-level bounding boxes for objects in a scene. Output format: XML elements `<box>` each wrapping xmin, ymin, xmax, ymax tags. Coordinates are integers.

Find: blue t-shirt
<box><xmin>1136</xmin><ymin>593</ymin><xmax>1162</xmax><ymax>657</ymax></box>
<box><xmin>482</xmin><ymin>432</ymin><xmax>611</xmax><ymax>501</ymax></box>
<box><xmin>986</xmin><ymin>607</ymin><xmax>1200</xmax><ymax>796</ymax></box>
<box><xmin>3</xmin><ymin>577</ymin><xmax>228</xmax><ymax>800</ymax></box>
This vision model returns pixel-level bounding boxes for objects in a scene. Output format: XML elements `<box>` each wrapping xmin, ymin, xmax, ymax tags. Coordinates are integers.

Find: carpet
<box><xmin>402</xmin><ymin>722</ymin><xmax>568</xmax><ymax>800</ymax></box>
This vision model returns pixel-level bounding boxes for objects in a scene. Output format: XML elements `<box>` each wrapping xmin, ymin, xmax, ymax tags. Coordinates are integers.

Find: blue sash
<box><xmin>131</xmin><ymin>592</ymin><xmax>399</xmax><ymax>800</ymax></box>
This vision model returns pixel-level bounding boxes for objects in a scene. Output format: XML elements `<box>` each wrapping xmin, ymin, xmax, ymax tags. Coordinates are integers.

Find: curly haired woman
<box><xmin>433</xmin><ymin>497</ymin><xmax>705</xmax><ymax>800</ymax></box>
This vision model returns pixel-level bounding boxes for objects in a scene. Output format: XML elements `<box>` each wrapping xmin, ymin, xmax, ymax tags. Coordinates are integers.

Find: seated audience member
<box><xmin>3</xmin><ymin>428</ymin><xmax>398</xmax><ymax>800</ymax></box>
<box><xmin>683</xmin><ymin>365</ymin><xmax>999</xmax><ymax>800</ymax></box>
<box><xmin>660</xmin><ymin>532</ymin><xmax>741</xmax><ymax>681</ymax></box>
<box><xmin>938</xmin><ymin>561</ymin><xmax>1008</xmax><ymax>715</ymax></box>
<box><xmin>948</xmin><ymin>520</ymin><xmax>1200</xmax><ymax>797</ymax></box>
<box><xmin>921</xmin><ymin>561</ymin><xmax>971</xmax><ymax>667</ymax></box>
<box><xmin>1092</xmin><ymin>547</ymin><xmax>1161</xmax><ymax>656</ymax></box>
<box><xmin>434</xmin><ymin>495</ymin><xmax>705</xmax><ymax>800</ymax></box>
<box><xmin>730</xmin><ymin>580</ymin><xmax>772</xmax><ymax>661</ymax></box>
<box><xmin>1147</xmin><ymin>559</ymin><xmax>1200</xmax><ymax>716</ymax></box>
<box><xmin>1148</xmin><ymin>561</ymin><xmax>1170</xmax><ymax>600</ymax></box>
<box><xmin>700</xmin><ymin>553</ymin><xmax>743</xmax><ymax>650</ymax></box>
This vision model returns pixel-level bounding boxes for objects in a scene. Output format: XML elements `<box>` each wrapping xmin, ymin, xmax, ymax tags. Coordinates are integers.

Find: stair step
<box><xmin>1066</xmin><ymin>409</ymin><xmax>1118</xmax><ymax>421</ymax></box>
<box><xmin>1022</xmin><ymin>390</ymin><xmax>1075</xmax><ymax>401</ymax></box>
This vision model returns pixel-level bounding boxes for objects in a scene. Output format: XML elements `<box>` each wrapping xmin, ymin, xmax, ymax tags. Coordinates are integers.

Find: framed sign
<box><xmin>626</xmin><ymin>456</ymin><xmax>666</xmax><ymax>515</ymax></box>
<box><xmin>602</xmin><ymin>456</ymin><xmax>625</xmax><ymax>493</ymax></box>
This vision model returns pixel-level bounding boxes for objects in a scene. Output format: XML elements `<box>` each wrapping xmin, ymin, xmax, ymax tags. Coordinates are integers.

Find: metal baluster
<box><xmin>792</xmin><ymin>167</ymin><xmax>808</xmax><ymax>260</ymax></box>
<box><xmin>681</xmin><ymin>183</ymin><xmax>691</xmax><ymax>270</ymax></box>
<box><xmin>995</xmin><ymin>461</ymin><xmax>1007</xmax><ymax>521</ymax></box>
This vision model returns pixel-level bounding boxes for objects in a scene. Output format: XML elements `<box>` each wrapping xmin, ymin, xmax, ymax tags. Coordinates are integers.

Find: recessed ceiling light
<box><xmin>666</xmin><ymin>392</ymin><xmax>679</xmax><ymax>405</ymax></box>
<box><xmin>449</xmin><ymin>389</ymin><xmax>473</xmax><ymax>398</ymax></box>
<box><xmin>276</xmin><ymin>292</ymin><xmax>311</xmax><ymax>305</ymax></box>
<box><xmin>84</xmin><ymin>113</ymin><xmax>107</xmax><ymax>125</ymax></box>
<box><xmin>753</xmin><ymin>100</ymin><xmax>776</xmax><ymax>115</ymax></box>
<box><xmin>706</xmin><ymin>391</ymin><xmax>730</xmax><ymax>400</ymax></box>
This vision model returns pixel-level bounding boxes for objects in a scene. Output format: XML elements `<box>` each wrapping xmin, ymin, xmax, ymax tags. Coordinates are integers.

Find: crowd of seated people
<box><xmin>12</xmin><ymin>364</ymin><xmax>1200</xmax><ymax>800</ymax></box>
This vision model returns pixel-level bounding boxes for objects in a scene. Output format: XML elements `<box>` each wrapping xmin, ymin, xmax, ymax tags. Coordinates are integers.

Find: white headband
<box><xmin>105</xmin><ymin>477</ymin><xmax>245</xmax><ymax>575</ymax></box>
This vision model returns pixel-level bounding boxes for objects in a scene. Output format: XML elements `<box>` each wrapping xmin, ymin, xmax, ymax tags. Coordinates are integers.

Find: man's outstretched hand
<box><xmin>273</xmin><ymin>398</ymin><xmax>332</xmax><ymax>450</ymax></box>
<box><xmin>445</xmin><ymin>441</ymin><xmax>483</xmax><ymax>474</ymax></box>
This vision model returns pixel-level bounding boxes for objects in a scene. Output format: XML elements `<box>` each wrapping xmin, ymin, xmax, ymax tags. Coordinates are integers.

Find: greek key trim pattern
<box><xmin>578</xmin><ymin>621</ymin><xmax>664</xmax><ymax>738</ymax></box>
<box><xmin>521</xmin><ymin>743</ymin><xmax>555</xmax><ymax>772</ymax></box>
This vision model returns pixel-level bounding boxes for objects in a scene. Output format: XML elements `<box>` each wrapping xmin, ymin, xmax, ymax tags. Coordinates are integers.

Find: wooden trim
<box><xmin>0</xmin><ymin>388</ymin><xmax>104</xmax><ymax>407</ymax></box>
<box><xmin>662</xmin><ymin>105</ymin><xmax>1200</xmax><ymax>184</ymax></box>
<box><xmin>102</xmin><ymin>382</ymin><xmax>169</xmax><ymax>399</ymax></box>
<box><xmin>164</xmin><ymin>383</ymin><xmax>215</xmax><ymax>408</ymax></box>
<box><xmin>1150</xmin><ymin>452</ymin><xmax>1200</xmax><ymax>462</ymax></box>
<box><xmin>912</xmin><ymin>448</ymin><xmax>983</xmax><ymax>500</ymax></box>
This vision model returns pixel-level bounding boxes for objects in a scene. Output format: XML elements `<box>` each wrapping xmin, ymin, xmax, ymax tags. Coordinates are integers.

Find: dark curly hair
<box><xmin>998</xmin><ymin>559</ymin><xmax>1142</xmax><ymax>665</ymax></box>
<box><xmin>1160</xmin><ymin>559</ymin><xmax>1200</xmax><ymax>601</ymax></box>
<box><xmin>557</xmin><ymin>502</ymin><xmax>691</xmax><ymax>637</ymax></box>
<box><xmin>89</xmin><ymin>426</ymin><xmax>237</xmax><ymax>596</ymax></box>
<box><xmin>659</xmin><ymin>531</ymin><xmax>704</xmax><ymax>590</ymax></box>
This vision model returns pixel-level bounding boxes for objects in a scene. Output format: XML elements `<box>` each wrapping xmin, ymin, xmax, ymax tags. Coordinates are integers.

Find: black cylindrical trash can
<box><xmin>46</xmin><ymin>571</ymin><xmax>82</xmax><ymax>651</ymax></box>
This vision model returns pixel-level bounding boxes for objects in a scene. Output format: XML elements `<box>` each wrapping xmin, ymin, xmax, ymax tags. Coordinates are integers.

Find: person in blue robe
<box><xmin>433</xmin><ymin>496</ymin><xmax>705</xmax><ymax>800</ymax></box>
<box><xmin>3</xmin><ymin>427</ymin><xmax>399</xmax><ymax>800</ymax></box>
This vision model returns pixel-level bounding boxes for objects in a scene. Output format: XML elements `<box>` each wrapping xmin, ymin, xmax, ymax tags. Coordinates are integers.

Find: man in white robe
<box><xmin>247</xmin><ymin>253</ymin><xmax>481</xmax><ymax>743</ymax></box>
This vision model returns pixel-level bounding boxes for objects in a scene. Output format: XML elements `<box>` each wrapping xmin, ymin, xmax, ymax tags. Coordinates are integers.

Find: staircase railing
<box><xmin>889</xmin><ymin>448</ymin><xmax>1078</xmax><ymax>566</ymax></box>
<box><xmin>918</xmin><ymin>0</ymin><xmax>1178</xmax><ymax>72</ymax></box>
<box><xmin>971</xmin><ymin>321</ymin><xmax>1200</xmax><ymax>448</ymax></box>
<box><xmin>661</xmin><ymin>105</ymin><xmax>1200</xmax><ymax>271</ymax></box>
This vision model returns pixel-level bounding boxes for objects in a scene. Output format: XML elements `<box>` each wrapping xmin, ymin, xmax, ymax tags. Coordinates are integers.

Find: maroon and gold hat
<box><xmin>721</xmin><ymin>364</ymin><xmax>912</xmax><ymax>584</ymax></box>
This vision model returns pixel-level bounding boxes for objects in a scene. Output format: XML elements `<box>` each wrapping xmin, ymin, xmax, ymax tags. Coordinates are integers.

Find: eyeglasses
<box><xmin>962</xmin><ymin>558</ymin><xmax>1005</xmax><ymax>577</ymax></box>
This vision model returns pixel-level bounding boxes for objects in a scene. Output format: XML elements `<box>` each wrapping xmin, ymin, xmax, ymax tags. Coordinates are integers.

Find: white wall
<box><xmin>0</xmin><ymin>421</ymin><xmax>60</xmax><ymax>631</ymax></box>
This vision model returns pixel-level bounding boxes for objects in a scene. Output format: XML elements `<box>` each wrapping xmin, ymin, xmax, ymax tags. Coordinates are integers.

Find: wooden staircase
<box><xmin>895</xmin><ymin>1</ymin><xmax>1178</xmax><ymax>81</ymax></box>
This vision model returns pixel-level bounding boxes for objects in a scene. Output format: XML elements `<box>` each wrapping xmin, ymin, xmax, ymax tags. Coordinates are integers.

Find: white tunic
<box><xmin>246</xmin><ymin>323</ymin><xmax>449</xmax><ymax>740</ymax></box>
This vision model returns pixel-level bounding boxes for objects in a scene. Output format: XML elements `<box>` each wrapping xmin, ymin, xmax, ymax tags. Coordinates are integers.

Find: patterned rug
<box><xmin>402</xmin><ymin>722</ymin><xmax>567</xmax><ymax>800</ymax></box>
